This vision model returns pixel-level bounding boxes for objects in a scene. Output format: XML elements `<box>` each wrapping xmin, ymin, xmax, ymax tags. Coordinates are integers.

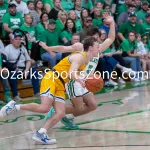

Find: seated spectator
<box><xmin>135</xmin><ymin>0</ymin><xmax>141</xmax><ymax>12</ymax></box>
<box><xmin>2</xmin><ymin>2</ymin><xmax>24</xmax><ymax>40</ymax></box>
<box><xmin>48</xmin><ymin>0</ymin><xmax>61</xmax><ymax>20</ymax></box>
<box><xmin>68</xmin><ymin>10</ymin><xmax>82</xmax><ymax>32</ymax></box>
<box><xmin>35</xmin><ymin>12</ymin><xmax>49</xmax><ymax>41</ymax></box>
<box><xmin>61</xmin><ymin>0</ymin><xmax>74</xmax><ymax>12</ymax></box>
<box><xmin>118</xmin><ymin>12</ymin><xmax>145</xmax><ymax>41</ymax></box>
<box><xmin>137</xmin><ymin>0</ymin><xmax>149</xmax><ymax>23</ymax></box>
<box><xmin>61</xmin><ymin>19</ymin><xmax>76</xmax><ymax>44</ymax></box>
<box><xmin>79</xmin><ymin>16</ymin><xmax>92</xmax><ymax>42</ymax></box>
<box><xmin>55</xmin><ymin>10</ymin><xmax>68</xmax><ymax>32</ymax></box>
<box><xmin>27</xmin><ymin>1</ymin><xmax>34</xmax><ymax>12</ymax></box>
<box><xmin>12</xmin><ymin>0</ymin><xmax>29</xmax><ymax>17</ymax></box>
<box><xmin>73</xmin><ymin>0</ymin><xmax>82</xmax><ymax>19</ymax></box>
<box><xmin>80</xmin><ymin>8</ymin><xmax>90</xmax><ymax>26</ymax></box>
<box><xmin>117</xmin><ymin>4</ymin><xmax>136</xmax><ymax>27</ymax></box>
<box><xmin>142</xmin><ymin>13</ymin><xmax>150</xmax><ymax>36</ymax></box>
<box><xmin>82</xmin><ymin>0</ymin><xmax>94</xmax><ymax>14</ymax></box>
<box><xmin>20</xmin><ymin>13</ymin><xmax>36</xmax><ymax>54</ymax></box>
<box><xmin>120</xmin><ymin>31</ymin><xmax>144</xmax><ymax>82</ymax></box>
<box><xmin>2</xmin><ymin>32</ymin><xmax>39</xmax><ymax>101</ymax></box>
<box><xmin>136</xmin><ymin>33</ymin><xmax>150</xmax><ymax>77</ymax></box>
<box><xmin>30</xmin><ymin>0</ymin><xmax>43</xmax><ymax>27</ymax></box>
<box><xmin>40</xmin><ymin>19</ymin><xmax>62</xmax><ymax>68</ymax></box>
<box><xmin>43</xmin><ymin>0</ymin><xmax>53</xmax><ymax>14</ymax></box>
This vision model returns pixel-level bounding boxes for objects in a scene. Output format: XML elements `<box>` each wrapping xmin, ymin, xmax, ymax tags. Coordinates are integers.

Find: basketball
<box><xmin>85</xmin><ymin>74</ymin><xmax>104</xmax><ymax>93</ymax></box>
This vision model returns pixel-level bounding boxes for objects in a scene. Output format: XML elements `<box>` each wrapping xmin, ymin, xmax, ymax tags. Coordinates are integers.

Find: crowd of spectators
<box><xmin>0</xmin><ymin>0</ymin><xmax>150</xmax><ymax>102</ymax></box>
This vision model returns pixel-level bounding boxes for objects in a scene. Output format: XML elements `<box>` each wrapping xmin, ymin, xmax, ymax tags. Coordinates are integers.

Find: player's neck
<box><xmin>86</xmin><ymin>51</ymin><xmax>93</xmax><ymax>63</ymax></box>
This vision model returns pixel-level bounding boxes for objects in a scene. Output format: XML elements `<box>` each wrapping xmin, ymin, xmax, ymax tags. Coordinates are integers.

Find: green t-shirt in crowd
<box><xmin>117</xmin><ymin>4</ymin><xmax>128</xmax><ymax>16</ymax></box>
<box><xmin>103</xmin><ymin>47</ymin><xmax>111</xmax><ymax>54</ymax></box>
<box><xmin>93</xmin><ymin>18</ymin><xmax>103</xmax><ymax>27</ymax></box>
<box><xmin>60</xmin><ymin>30</ymin><xmax>73</xmax><ymax>42</ymax></box>
<box><xmin>55</xmin><ymin>19</ymin><xmax>64</xmax><ymax>32</ymax></box>
<box><xmin>42</xmin><ymin>0</ymin><xmax>54</xmax><ymax>9</ymax></box>
<box><xmin>61</xmin><ymin>0</ymin><xmax>74</xmax><ymax>12</ymax></box>
<box><xmin>2</xmin><ymin>12</ymin><xmax>24</xmax><ymax>37</ymax></box>
<box><xmin>142</xmin><ymin>21</ymin><xmax>150</xmax><ymax>36</ymax></box>
<box><xmin>0</xmin><ymin>3</ymin><xmax>8</xmax><ymax>27</ymax></box>
<box><xmin>82</xmin><ymin>0</ymin><xmax>93</xmax><ymax>11</ymax></box>
<box><xmin>95</xmin><ymin>0</ymin><xmax>104</xmax><ymax>4</ymax></box>
<box><xmin>75</xmin><ymin>19</ymin><xmax>82</xmax><ymax>32</ymax></box>
<box><xmin>120</xmin><ymin>39</ymin><xmax>137</xmax><ymax>54</ymax></box>
<box><xmin>118</xmin><ymin>21</ymin><xmax>145</xmax><ymax>39</ymax></box>
<box><xmin>40</xmin><ymin>29</ymin><xmax>60</xmax><ymax>54</ymax></box>
<box><xmin>20</xmin><ymin>24</ymin><xmax>36</xmax><ymax>50</ymax></box>
<box><xmin>0</xmin><ymin>55</ymin><xmax>2</xmax><ymax>67</ymax></box>
<box><xmin>35</xmin><ymin>23</ymin><xmax>45</xmax><ymax>41</ymax></box>
<box><xmin>137</xmin><ymin>9</ymin><xmax>147</xmax><ymax>22</ymax></box>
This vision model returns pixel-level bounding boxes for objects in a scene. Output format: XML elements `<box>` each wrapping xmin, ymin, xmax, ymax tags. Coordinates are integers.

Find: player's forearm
<box><xmin>44</xmin><ymin>46</ymin><xmax>67</xmax><ymax>53</ymax></box>
<box><xmin>108</xmin><ymin>22</ymin><xmax>115</xmax><ymax>43</ymax></box>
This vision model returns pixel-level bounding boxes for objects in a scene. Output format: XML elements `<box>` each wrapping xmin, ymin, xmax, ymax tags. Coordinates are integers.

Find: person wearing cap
<box><xmin>142</xmin><ymin>13</ymin><xmax>150</xmax><ymax>35</ymax></box>
<box><xmin>2</xmin><ymin>2</ymin><xmax>24</xmax><ymax>40</ymax></box>
<box><xmin>137</xmin><ymin>0</ymin><xmax>149</xmax><ymax>23</ymax></box>
<box><xmin>118</xmin><ymin>12</ymin><xmax>145</xmax><ymax>41</ymax></box>
<box><xmin>40</xmin><ymin>19</ymin><xmax>62</xmax><ymax>68</ymax></box>
<box><xmin>1</xmin><ymin>32</ymin><xmax>39</xmax><ymax>101</ymax></box>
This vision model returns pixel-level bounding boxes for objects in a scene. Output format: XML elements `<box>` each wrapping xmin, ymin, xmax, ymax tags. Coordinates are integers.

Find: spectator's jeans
<box><xmin>0</xmin><ymin>77</ymin><xmax>10</xmax><ymax>92</ymax></box>
<box><xmin>123</xmin><ymin>56</ymin><xmax>142</xmax><ymax>78</ymax></box>
<box><xmin>8</xmin><ymin>68</ymin><xmax>39</xmax><ymax>97</ymax></box>
<box><xmin>41</xmin><ymin>52</ymin><xmax>62</xmax><ymax>68</ymax></box>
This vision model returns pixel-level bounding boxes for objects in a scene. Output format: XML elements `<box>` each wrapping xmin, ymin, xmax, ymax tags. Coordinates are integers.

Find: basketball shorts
<box><xmin>65</xmin><ymin>80</ymin><xmax>90</xmax><ymax>100</ymax></box>
<box><xmin>40</xmin><ymin>71</ymin><xmax>65</xmax><ymax>103</ymax></box>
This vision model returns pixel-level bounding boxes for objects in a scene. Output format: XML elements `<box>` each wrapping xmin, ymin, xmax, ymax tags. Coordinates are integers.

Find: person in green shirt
<box><xmin>2</xmin><ymin>2</ymin><xmax>24</xmax><ymax>39</ymax></box>
<box><xmin>137</xmin><ymin>0</ymin><xmax>149</xmax><ymax>23</ymax></box>
<box><xmin>61</xmin><ymin>0</ymin><xmax>74</xmax><ymax>12</ymax></box>
<box><xmin>117</xmin><ymin>0</ymin><xmax>129</xmax><ymax>17</ymax></box>
<box><xmin>118</xmin><ymin>12</ymin><xmax>145</xmax><ymax>41</ymax></box>
<box><xmin>20</xmin><ymin>14</ymin><xmax>36</xmax><ymax>53</ymax></box>
<box><xmin>61</xmin><ymin>19</ymin><xmax>76</xmax><ymax>44</ymax></box>
<box><xmin>120</xmin><ymin>31</ymin><xmax>144</xmax><ymax>81</ymax></box>
<box><xmin>142</xmin><ymin>13</ymin><xmax>150</xmax><ymax>37</ymax></box>
<box><xmin>82</xmin><ymin>0</ymin><xmax>93</xmax><ymax>13</ymax></box>
<box><xmin>43</xmin><ymin>0</ymin><xmax>54</xmax><ymax>13</ymax></box>
<box><xmin>35</xmin><ymin>12</ymin><xmax>49</xmax><ymax>41</ymax></box>
<box><xmin>40</xmin><ymin>19</ymin><xmax>62</xmax><ymax>68</ymax></box>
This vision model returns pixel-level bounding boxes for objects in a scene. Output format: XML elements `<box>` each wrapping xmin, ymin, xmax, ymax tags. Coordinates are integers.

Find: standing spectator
<box><xmin>61</xmin><ymin>19</ymin><xmax>76</xmax><ymax>44</ymax></box>
<box><xmin>12</xmin><ymin>0</ymin><xmax>29</xmax><ymax>17</ymax></box>
<box><xmin>35</xmin><ymin>12</ymin><xmax>49</xmax><ymax>40</ymax></box>
<box><xmin>48</xmin><ymin>0</ymin><xmax>61</xmax><ymax>20</ymax></box>
<box><xmin>61</xmin><ymin>0</ymin><xmax>74</xmax><ymax>12</ymax></box>
<box><xmin>2</xmin><ymin>32</ymin><xmax>39</xmax><ymax>101</ymax></box>
<box><xmin>2</xmin><ymin>2</ymin><xmax>24</xmax><ymax>39</ymax></box>
<box><xmin>117</xmin><ymin>4</ymin><xmax>136</xmax><ymax>27</ymax></box>
<box><xmin>55</xmin><ymin>10</ymin><xmax>67</xmax><ymax>32</ymax></box>
<box><xmin>118</xmin><ymin>12</ymin><xmax>145</xmax><ymax>41</ymax></box>
<box><xmin>79</xmin><ymin>16</ymin><xmax>92</xmax><ymax>41</ymax></box>
<box><xmin>68</xmin><ymin>10</ymin><xmax>82</xmax><ymax>32</ymax></box>
<box><xmin>0</xmin><ymin>0</ymin><xmax>8</xmax><ymax>31</ymax></box>
<box><xmin>30</xmin><ymin>0</ymin><xmax>43</xmax><ymax>27</ymax></box>
<box><xmin>73</xmin><ymin>0</ymin><xmax>82</xmax><ymax>19</ymax></box>
<box><xmin>137</xmin><ymin>0</ymin><xmax>149</xmax><ymax>23</ymax></box>
<box><xmin>40</xmin><ymin>19</ymin><xmax>62</xmax><ymax>68</ymax></box>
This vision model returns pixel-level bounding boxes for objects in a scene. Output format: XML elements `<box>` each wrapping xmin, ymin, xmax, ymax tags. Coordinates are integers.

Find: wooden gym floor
<box><xmin>1</xmin><ymin>81</ymin><xmax>150</xmax><ymax>150</ymax></box>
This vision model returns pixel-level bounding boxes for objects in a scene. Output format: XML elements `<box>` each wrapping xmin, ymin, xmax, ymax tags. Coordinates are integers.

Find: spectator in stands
<box><xmin>135</xmin><ymin>0</ymin><xmax>141</xmax><ymax>12</ymax></box>
<box><xmin>117</xmin><ymin>4</ymin><xmax>136</xmax><ymax>27</ymax></box>
<box><xmin>118</xmin><ymin>12</ymin><xmax>145</xmax><ymax>41</ymax></box>
<box><xmin>62</xmin><ymin>33</ymin><xmax>80</xmax><ymax>58</ymax></box>
<box><xmin>68</xmin><ymin>10</ymin><xmax>82</xmax><ymax>32</ymax></box>
<box><xmin>40</xmin><ymin>19</ymin><xmax>62</xmax><ymax>68</ymax></box>
<box><xmin>82</xmin><ymin>0</ymin><xmax>94</xmax><ymax>14</ymax></box>
<box><xmin>61</xmin><ymin>19</ymin><xmax>76</xmax><ymax>44</ymax></box>
<box><xmin>80</xmin><ymin>8</ymin><xmax>90</xmax><ymax>25</ymax></box>
<box><xmin>61</xmin><ymin>0</ymin><xmax>74</xmax><ymax>12</ymax></box>
<box><xmin>142</xmin><ymin>13</ymin><xmax>150</xmax><ymax>36</ymax></box>
<box><xmin>137</xmin><ymin>0</ymin><xmax>149</xmax><ymax>23</ymax></box>
<box><xmin>2</xmin><ymin>2</ymin><xmax>24</xmax><ymax>40</ymax></box>
<box><xmin>94</xmin><ymin>2</ymin><xmax>103</xmax><ymax>10</ymax></box>
<box><xmin>36</xmin><ymin>12</ymin><xmax>49</xmax><ymax>41</ymax></box>
<box><xmin>2</xmin><ymin>32</ymin><xmax>39</xmax><ymax>101</ymax></box>
<box><xmin>55</xmin><ymin>10</ymin><xmax>67</xmax><ymax>32</ymax></box>
<box><xmin>12</xmin><ymin>0</ymin><xmax>29</xmax><ymax>17</ymax></box>
<box><xmin>73</xmin><ymin>0</ymin><xmax>82</xmax><ymax>19</ymax></box>
<box><xmin>0</xmin><ymin>0</ymin><xmax>8</xmax><ymax>31</ymax></box>
<box><xmin>30</xmin><ymin>0</ymin><xmax>44</xmax><ymax>27</ymax></box>
<box><xmin>27</xmin><ymin>1</ymin><xmax>34</xmax><ymax>12</ymax></box>
<box><xmin>43</xmin><ymin>0</ymin><xmax>53</xmax><ymax>14</ymax></box>
<box><xmin>120</xmin><ymin>31</ymin><xmax>144</xmax><ymax>82</ymax></box>
<box><xmin>48</xmin><ymin>0</ymin><xmax>61</xmax><ymax>20</ymax></box>
<box><xmin>79</xmin><ymin>16</ymin><xmax>92</xmax><ymax>42</ymax></box>
<box><xmin>92</xmin><ymin>7</ymin><xmax>102</xmax><ymax>27</ymax></box>
<box><xmin>20</xmin><ymin>14</ymin><xmax>36</xmax><ymax>54</ymax></box>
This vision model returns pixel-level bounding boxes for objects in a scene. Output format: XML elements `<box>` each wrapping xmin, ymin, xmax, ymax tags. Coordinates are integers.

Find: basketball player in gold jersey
<box><xmin>0</xmin><ymin>15</ymin><xmax>115</xmax><ymax>144</ymax></box>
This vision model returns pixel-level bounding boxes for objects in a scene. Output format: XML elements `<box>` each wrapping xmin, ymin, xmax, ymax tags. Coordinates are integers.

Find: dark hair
<box><xmin>27</xmin><ymin>1</ymin><xmax>34</xmax><ymax>6</ymax></box>
<box><xmin>72</xmin><ymin>33</ymin><xmax>80</xmax><ymax>37</ymax></box>
<box><xmin>34</xmin><ymin>0</ymin><xmax>44</xmax><ymax>11</ymax></box>
<box><xmin>87</xmin><ymin>27</ymin><xmax>100</xmax><ymax>36</ymax></box>
<box><xmin>81</xmin><ymin>8</ymin><xmax>90</xmax><ymax>25</ymax></box>
<box><xmin>40</xmin><ymin>12</ymin><xmax>48</xmax><ymax>20</ymax></box>
<box><xmin>63</xmin><ymin>18</ymin><xmax>76</xmax><ymax>33</ymax></box>
<box><xmin>83</xmin><ymin>37</ymin><xmax>97</xmax><ymax>52</ymax></box>
<box><xmin>128</xmin><ymin>31</ymin><xmax>136</xmax><ymax>37</ymax></box>
<box><xmin>104</xmin><ymin>4</ymin><xmax>110</xmax><ymax>8</ymax></box>
<box><xmin>128</xmin><ymin>4</ymin><xmax>136</xmax><ymax>8</ymax></box>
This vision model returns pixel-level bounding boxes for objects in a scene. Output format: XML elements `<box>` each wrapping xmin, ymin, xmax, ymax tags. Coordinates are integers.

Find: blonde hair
<box><xmin>58</xmin><ymin>10</ymin><xmax>68</xmax><ymax>21</ymax></box>
<box><xmin>68</xmin><ymin>10</ymin><xmax>77</xmax><ymax>20</ymax></box>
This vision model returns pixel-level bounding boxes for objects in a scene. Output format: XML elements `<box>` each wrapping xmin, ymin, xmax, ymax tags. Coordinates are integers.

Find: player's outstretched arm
<box><xmin>99</xmin><ymin>14</ymin><xmax>115</xmax><ymax>52</ymax></box>
<box><xmin>39</xmin><ymin>42</ymin><xmax>83</xmax><ymax>53</ymax></box>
